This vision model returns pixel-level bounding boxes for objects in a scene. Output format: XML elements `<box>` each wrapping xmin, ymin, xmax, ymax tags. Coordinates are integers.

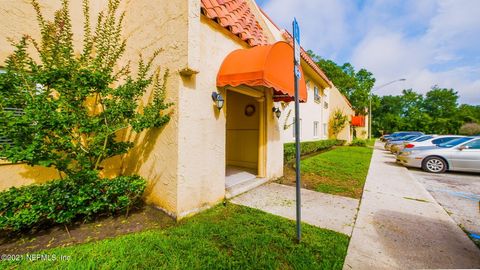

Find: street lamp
<box><xmin>369</xmin><ymin>78</ymin><xmax>406</xmax><ymax>139</ymax></box>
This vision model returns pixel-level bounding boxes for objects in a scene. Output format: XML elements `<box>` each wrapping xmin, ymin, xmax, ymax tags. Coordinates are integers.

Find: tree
<box><xmin>371</xmin><ymin>86</ymin><xmax>478</xmax><ymax>135</ymax></box>
<box><xmin>423</xmin><ymin>86</ymin><xmax>460</xmax><ymax>134</ymax></box>
<box><xmin>329</xmin><ymin>109</ymin><xmax>348</xmax><ymax>139</ymax></box>
<box><xmin>423</xmin><ymin>86</ymin><xmax>459</xmax><ymax>118</ymax></box>
<box><xmin>0</xmin><ymin>0</ymin><xmax>172</xmax><ymax>179</ymax></box>
<box><xmin>457</xmin><ymin>104</ymin><xmax>480</xmax><ymax>123</ymax></box>
<box><xmin>307</xmin><ymin>51</ymin><xmax>375</xmax><ymax>115</ymax></box>
<box><xmin>398</xmin><ymin>89</ymin><xmax>432</xmax><ymax>132</ymax></box>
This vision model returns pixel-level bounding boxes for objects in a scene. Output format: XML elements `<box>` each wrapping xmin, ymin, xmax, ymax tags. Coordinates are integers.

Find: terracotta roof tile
<box><xmin>201</xmin><ymin>0</ymin><xmax>268</xmax><ymax>46</ymax></box>
<box><xmin>282</xmin><ymin>31</ymin><xmax>333</xmax><ymax>88</ymax></box>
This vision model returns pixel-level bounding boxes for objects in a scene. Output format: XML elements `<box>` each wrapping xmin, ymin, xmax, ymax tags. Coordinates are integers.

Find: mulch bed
<box><xmin>0</xmin><ymin>205</ymin><xmax>175</xmax><ymax>255</ymax></box>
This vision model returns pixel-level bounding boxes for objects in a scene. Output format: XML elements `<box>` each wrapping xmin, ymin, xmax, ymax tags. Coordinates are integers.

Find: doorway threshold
<box><xmin>225</xmin><ymin>166</ymin><xmax>267</xmax><ymax>199</ymax></box>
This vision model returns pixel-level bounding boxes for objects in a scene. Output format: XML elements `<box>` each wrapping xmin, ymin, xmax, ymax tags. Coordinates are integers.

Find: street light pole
<box><xmin>369</xmin><ymin>78</ymin><xmax>406</xmax><ymax>139</ymax></box>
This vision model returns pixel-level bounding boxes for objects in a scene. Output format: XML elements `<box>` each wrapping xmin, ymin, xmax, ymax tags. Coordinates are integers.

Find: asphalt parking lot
<box><xmin>408</xmin><ymin>168</ymin><xmax>480</xmax><ymax>239</ymax></box>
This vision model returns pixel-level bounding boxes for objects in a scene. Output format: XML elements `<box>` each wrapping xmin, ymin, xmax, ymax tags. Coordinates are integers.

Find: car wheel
<box><xmin>422</xmin><ymin>156</ymin><xmax>447</xmax><ymax>173</ymax></box>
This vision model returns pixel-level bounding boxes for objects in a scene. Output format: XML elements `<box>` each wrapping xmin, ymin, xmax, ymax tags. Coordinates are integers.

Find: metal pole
<box><xmin>369</xmin><ymin>96</ymin><xmax>372</xmax><ymax>139</ymax></box>
<box><xmin>369</xmin><ymin>78</ymin><xmax>406</xmax><ymax>139</ymax></box>
<box><xmin>294</xmin><ymin>57</ymin><xmax>301</xmax><ymax>244</ymax></box>
<box><xmin>293</xmin><ymin>19</ymin><xmax>301</xmax><ymax>243</ymax></box>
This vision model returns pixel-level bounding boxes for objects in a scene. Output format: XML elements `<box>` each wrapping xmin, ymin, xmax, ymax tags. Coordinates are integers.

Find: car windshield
<box><xmin>412</xmin><ymin>135</ymin><xmax>433</xmax><ymax>142</ymax></box>
<box><xmin>399</xmin><ymin>135</ymin><xmax>418</xmax><ymax>141</ymax></box>
<box><xmin>437</xmin><ymin>137</ymin><xmax>472</xmax><ymax>148</ymax></box>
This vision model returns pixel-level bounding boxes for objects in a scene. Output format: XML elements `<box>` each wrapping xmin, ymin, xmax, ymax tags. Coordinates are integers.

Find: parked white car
<box><xmin>402</xmin><ymin>135</ymin><xmax>465</xmax><ymax>151</ymax></box>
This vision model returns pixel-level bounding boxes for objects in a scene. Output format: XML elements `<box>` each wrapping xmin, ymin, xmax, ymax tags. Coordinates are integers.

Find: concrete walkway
<box><xmin>344</xmin><ymin>141</ymin><xmax>480</xmax><ymax>269</ymax></box>
<box><xmin>231</xmin><ymin>183</ymin><xmax>359</xmax><ymax>236</ymax></box>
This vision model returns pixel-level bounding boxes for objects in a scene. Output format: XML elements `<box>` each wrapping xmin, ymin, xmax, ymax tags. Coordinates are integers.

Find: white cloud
<box><xmin>348</xmin><ymin>0</ymin><xmax>480</xmax><ymax>104</ymax></box>
<box><xmin>260</xmin><ymin>0</ymin><xmax>480</xmax><ymax>104</ymax></box>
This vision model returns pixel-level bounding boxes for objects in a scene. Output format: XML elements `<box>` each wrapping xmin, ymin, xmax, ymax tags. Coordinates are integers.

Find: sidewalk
<box><xmin>343</xmin><ymin>141</ymin><xmax>480</xmax><ymax>269</ymax></box>
<box><xmin>231</xmin><ymin>183</ymin><xmax>359</xmax><ymax>236</ymax></box>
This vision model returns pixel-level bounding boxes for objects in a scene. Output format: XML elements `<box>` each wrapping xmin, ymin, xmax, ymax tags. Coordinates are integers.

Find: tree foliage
<box><xmin>329</xmin><ymin>109</ymin><xmax>348</xmax><ymax>139</ymax></box>
<box><xmin>372</xmin><ymin>86</ymin><xmax>478</xmax><ymax>135</ymax></box>
<box><xmin>0</xmin><ymin>0</ymin><xmax>172</xmax><ymax>177</ymax></box>
<box><xmin>307</xmin><ymin>51</ymin><xmax>375</xmax><ymax>115</ymax></box>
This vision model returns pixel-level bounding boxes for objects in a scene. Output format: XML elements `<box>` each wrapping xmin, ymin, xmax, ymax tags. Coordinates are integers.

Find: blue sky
<box><xmin>257</xmin><ymin>0</ymin><xmax>480</xmax><ymax>104</ymax></box>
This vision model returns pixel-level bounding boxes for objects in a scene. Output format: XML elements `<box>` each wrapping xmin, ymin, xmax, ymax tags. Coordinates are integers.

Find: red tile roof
<box><xmin>282</xmin><ymin>31</ymin><xmax>333</xmax><ymax>88</ymax></box>
<box><xmin>201</xmin><ymin>0</ymin><xmax>268</xmax><ymax>46</ymax></box>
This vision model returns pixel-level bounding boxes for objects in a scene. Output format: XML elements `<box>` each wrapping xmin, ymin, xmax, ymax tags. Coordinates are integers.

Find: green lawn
<box><xmin>1</xmin><ymin>204</ymin><xmax>349</xmax><ymax>270</ymax></box>
<box><xmin>300</xmin><ymin>146</ymin><xmax>373</xmax><ymax>198</ymax></box>
<box><xmin>366</xmin><ymin>139</ymin><xmax>376</xmax><ymax>147</ymax></box>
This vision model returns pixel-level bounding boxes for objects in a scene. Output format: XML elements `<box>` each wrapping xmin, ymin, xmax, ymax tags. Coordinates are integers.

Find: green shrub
<box><xmin>459</xmin><ymin>122</ymin><xmax>480</xmax><ymax>136</ymax></box>
<box><xmin>284</xmin><ymin>139</ymin><xmax>344</xmax><ymax>163</ymax></box>
<box><xmin>350</xmin><ymin>139</ymin><xmax>367</xmax><ymax>147</ymax></box>
<box><xmin>0</xmin><ymin>175</ymin><xmax>146</xmax><ymax>233</ymax></box>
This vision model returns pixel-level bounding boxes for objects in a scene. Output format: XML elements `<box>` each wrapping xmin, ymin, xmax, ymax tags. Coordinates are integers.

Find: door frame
<box><xmin>225</xmin><ymin>86</ymin><xmax>267</xmax><ymax>178</ymax></box>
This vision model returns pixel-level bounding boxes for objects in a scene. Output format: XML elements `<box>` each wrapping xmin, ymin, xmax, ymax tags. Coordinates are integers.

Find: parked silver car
<box><xmin>390</xmin><ymin>135</ymin><xmax>435</xmax><ymax>154</ymax></box>
<box><xmin>401</xmin><ymin>135</ymin><xmax>464</xmax><ymax>150</ymax></box>
<box><xmin>396</xmin><ymin>136</ymin><xmax>480</xmax><ymax>173</ymax></box>
<box><xmin>384</xmin><ymin>134</ymin><xmax>423</xmax><ymax>151</ymax></box>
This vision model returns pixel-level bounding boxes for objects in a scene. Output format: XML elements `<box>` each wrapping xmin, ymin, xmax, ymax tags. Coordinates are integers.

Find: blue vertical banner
<box><xmin>292</xmin><ymin>18</ymin><xmax>302</xmax><ymax>243</ymax></box>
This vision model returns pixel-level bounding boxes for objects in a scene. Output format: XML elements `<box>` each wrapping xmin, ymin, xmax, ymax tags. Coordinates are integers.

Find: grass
<box><xmin>366</xmin><ymin>139</ymin><xmax>376</xmax><ymax>147</ymax></box>
<box><xmin>403</xmin><ymin>197</ymin><xmax>430</xmax><ymax>203</ymax></box>
<box><xmin>0</xmin><ymin>204</ymin><xmax>349</xmax><ymax>270</ymax></box>
<box><xmin>299</xmin><ymin>146</ymin><xmax>373</xmax><ymax>198</ymax></box>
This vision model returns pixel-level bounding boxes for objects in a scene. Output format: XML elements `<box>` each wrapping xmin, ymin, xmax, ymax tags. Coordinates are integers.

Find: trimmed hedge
<box><xmin>349</xmin><ymin>139</ymin><xmax>367</xmax><ymax>147</ymax></box>
<box><xmin>284</xmin><ymin>139</ymin><xmax>344</xmax><ymax>163</ymax></box>
<box><xmin>0</xmin><ymin>175</ymin><xmax>146</xmax><ymax>233</ymax></box>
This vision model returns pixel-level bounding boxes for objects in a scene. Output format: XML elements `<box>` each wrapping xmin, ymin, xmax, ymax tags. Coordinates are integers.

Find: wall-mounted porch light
<box><xmin>272</xmin><ymin>107</ymin><xmax>281</xmax><ymax>119</ymax></box>
<box><xmin>211</xmin><ymin>92</ymin><xmax>224</xmax><ymax>110</ymax></box>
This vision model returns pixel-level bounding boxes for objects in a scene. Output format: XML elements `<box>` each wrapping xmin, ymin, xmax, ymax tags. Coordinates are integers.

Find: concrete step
<box><xmin>226</xmin><ymin>177</ymin><xmax>268</xmax><ymax>199</ymax></box>
<box><xmin>225</xmin><ymin>171</ymin><xmax>257</xmax><ymax>189</ymax></box>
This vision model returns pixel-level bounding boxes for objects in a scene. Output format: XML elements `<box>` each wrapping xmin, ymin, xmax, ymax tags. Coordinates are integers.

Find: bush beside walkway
<box><xmin>284</xmin><ymin>139</ymin><xmax>345</xmax><ymax>163</ymax></box>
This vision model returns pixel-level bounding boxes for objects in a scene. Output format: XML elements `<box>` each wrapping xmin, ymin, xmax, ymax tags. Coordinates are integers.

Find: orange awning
<box><xmin>351</xmin><ymin>116</ymin><xmax>365</xmax><ymax>127</ymax></box>
<box><xmin>216</xmin><ymin>41</ymin><xmax>308</xmax><ymax>102</ymax></box>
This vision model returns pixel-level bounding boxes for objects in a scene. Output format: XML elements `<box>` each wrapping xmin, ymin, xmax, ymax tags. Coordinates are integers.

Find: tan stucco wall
<box><xmin>0</xmin><ymin>0</ymin><xmax>285</xmax><ymax>218</ymax></box>
<box><xmin>328</xmin><ymin>86</ymin><xmax>355</xmax><ymax>142</ymax></box>
<box><xmin>174</xmin><ymin>16</ymin><xmax>244</xmax><ymax>217</ymax></box>
<box><xmin>174</xmin><ymin>15</ymin><xmax>285</xmax><ymax>217</ymax></box>
<box><xmin>0</xmin><ymin>1</ymin><xmax>186</xmax><ymax>216</ymax></box>
<box><xmin>0</xmin><ymin>163</ymin><xmax>59</xmax><ymax>191</ymax></box>
<box><xmin>0</xmin><ymin>0</ymin><xmax>109</xmax><ymax>190</ymax></box>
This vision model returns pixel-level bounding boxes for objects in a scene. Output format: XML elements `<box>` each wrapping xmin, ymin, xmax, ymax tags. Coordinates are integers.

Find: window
<box><xmin>293</xmin><ymin>118</ymin><xmax>302</xmax><ymax>137</ymax></box>
<box><xmin>323</xmin><ymin>123</ymin><xmax>327</xmax><ymax>137</ymax></box>
<box><xmin>432</xmin><ymin>137</ymin><xmax>457</xmax><ymax>145</ymax></box>
<box><xmin>0</xmin><ymin>69</ymin><xmax>24</xmax><ymax>148</ymax></box>
<box><xmin>464</xmin><ymin>139</ymin><xmax>480</xmax><ymax>149</ymax></box>
<box><xmin>414</xmin><ymin>135</ymin><xmax>433</xmax><ymax>142</ymax></box>
<box><xmin>313</xmin><ymin>121</ymin><xmax>319</xmax><ymax>137</ymax></box>
<box><xmin>438</xmin><ymin>137</ymin><xmax>473</xmax><ymax>148</ymax></box>
<box><xmin>0</xmin><ymin>108</ymin><xmax>24</xmax><ymax>148</ymax></box>
<box><xmin>324</xmin><ymin>101</ymin><xmax>329</xmax><ymax>109</ymax></box>
<box><xmin>314</xmin><ymin>86</ymin><xmax>320</xmax><ymax>103</ymax></box>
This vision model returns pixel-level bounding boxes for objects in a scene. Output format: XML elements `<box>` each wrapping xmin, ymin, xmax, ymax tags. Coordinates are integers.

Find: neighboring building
<box><xmin>329</xmin><ymin>87</ymin><xmax>356</xmax><ymax>141</ymax></box>
<box><xmin>0</xmin><ymin>0</ymin><xmax>353</xmax><ymax>218</ymax></box>
<box><xmin>352</xmin><ymin>115</ymin><xmax>369</xmax><ymax>139</ymax></box>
